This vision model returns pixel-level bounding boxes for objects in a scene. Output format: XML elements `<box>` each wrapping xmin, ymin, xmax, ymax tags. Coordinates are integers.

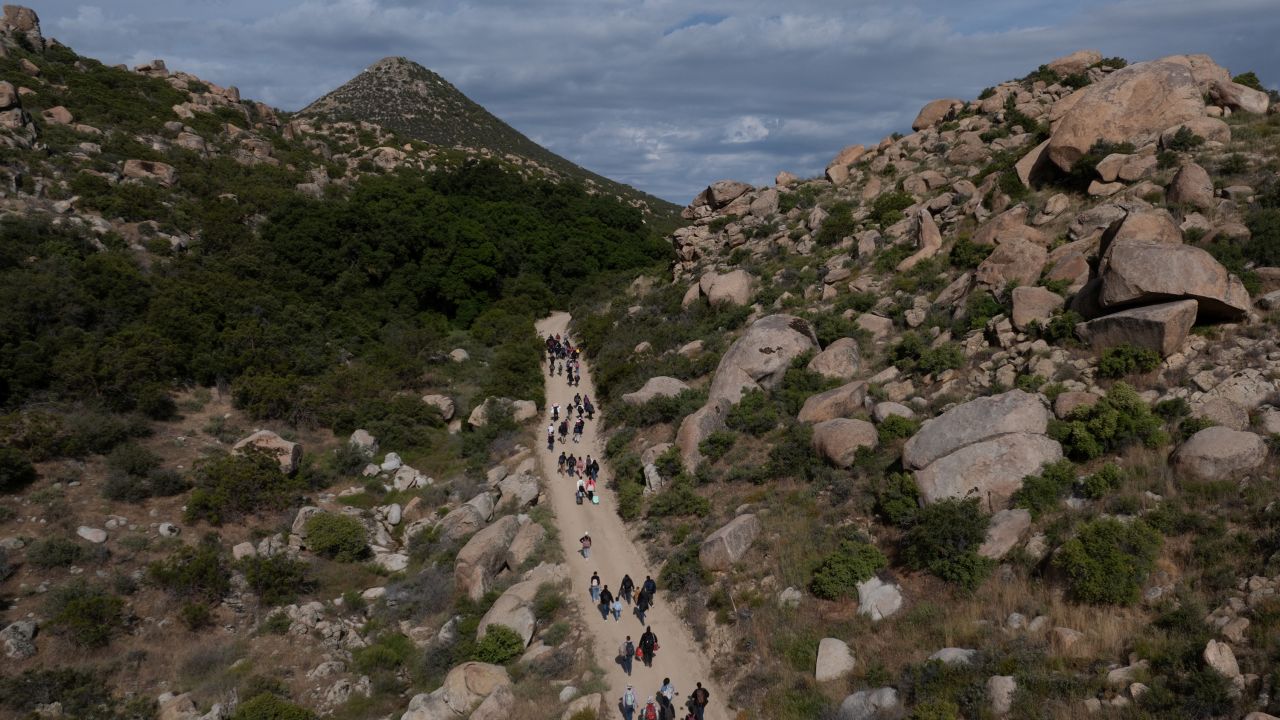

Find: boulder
<box><xmin>468</xmin><ymin>398</ymin><xmax>538</xmax><ymax>427</ymax></box>
<box><xmin>872</xmin><ymin>402</ymin><xmax>915</xmax><ymax>423</ymax></box>
<box><xmin>1</xmin><ymin>620</ymin><xmax>37</xmax><ymax>659</ymax></box>
<box><xmin>856</xmin><ymin>313</ymin><xmax>894</xmax><ymax>341</ymax></box>
<box><xmin>76</xmin><ymin>526</ymin><xmax>107</xmax><ymax>544</ymax></box>
<box><xmin>1105</xmin><ymin>208</ymin><xmax>1183</xmax><ymax>246</ymax></box>
<box><xmin>1173</xmin><ymin>427</ymin><xmax>1267</xmax><ymax>481</ymax></box>
<box><xmin>233</xmin><ymin>429</ymin><xmax>301</xmax><ymax>474</ymax></box>
<box><xmin>912</xmin><ymin>98</ymin><xmax>963</xmax><ymax>131</ymax></box>
<box><xmin>857</xmin><ymin>576</ymin><xmax>903</xmax><ymax>621</ymax></box>
<box><xmin>705</xmin><ymin>180</ymin><xmax>753</xmax><ymax>208</ymax></box>
<box><xmin>349</xmin><ymin>429</ymin><xmax>378</xmax><ymax>456</ymax></box>
<box><xmin>1100</xmin><ymin>240</ymin><xmax>1250</xmax><ymax>320</ymax></box>
<box><xmin>1209</xmin><ymin>80</ymin><xmax>1270</xmax><ymax>115</ymax></box>
<box><xmin>830</xmin><ymin>143</ymin><xmax>867</xmax><ymax>167</ymax></box>
<box><xmin>896</xmin><ymin>208</ymin><xmax>943</xmax><ymax>272</ymax></box>
<box><xmin>1015</xmin><ymin>139</ymin><xmax>1052</xmax><ymax>188</ymax></box>
<box><xmin>750</xmin><ymin>188</ymin><xmax>780</xmax><ymax>217</ymax></box>
<box><xmin>434</xmin><ymin>493</ymin><xmax>494</xmax><ymax>543</ymax></box>
<box><xmin>1166</xmin><ymin>162</ymin><xmax>1215</xmax><ymax>209</ymax></box>
<box><xmin>1075</xmin><ymin>299</ymin><xmax>1198</xmax><ymax>357</ymax></box>
<box><xmin>560</xmin><ymin>694</ymin><xmax>603</xmax><ymax>720</ymax></box>
<box><xmin>1054</xmin><ymin>391</ymin><xmax>1101</xmax><ymax>419</ymax></box>
<box><xmin>706</xmin><ymin>314</ymin><xmax>819</xmax><ymax>406</ymax></box>
<box><xmin>455</xmin><ymin>515</ymin><xmax>522</xmax><ymax>600</ymax></box>
<box><xmin>975</xmin><ymin>237</ymin><xmax>1047</xmax><ymax>289</ymax></box>
<box><xmin>930</xmin><ymin>648</ymin><xmax>977</xmax><ymax>665</ymax></box>
<box><xmin>807</xmin><ymin>338</ymin><xmax>863</xmax><ymax>381</ymax></box>
<box><xmin>477</xmin><ymin>595</ymin><xmax>536</xmax><ymax>647</ymax></box>
<box><xmin>1011</xmin><ymin>286</ymin><xmax>1064</xmax><ymax>331</ymax></box>
<box><xmin>978</xmin><ymin>509</ymin><xmax>1032</xmax><ymax>559</ymax></box>
<box><xmin>421</xmin><ymin>394</ymin><xmax>456</xmax><ymax>421</ymax></box>
<box><xmin>40</xmin><ymin>105</ymin><xmax>72</xmax><ymax>125</ymax></box>
<box><xmin>1203</xmin><ymin>639</ymin><xmax>1240</xmax><ymax>679</ymax></box>
<box><xmin>1048</xmin><ymin>60</ymin><xmax>1204</xmax><ymax>171</ymax></box>
<box><xmin>1047</xmin><ymin>49</ymin><xmax>1102</xmax><ymax>76</ymax></box>
<box><xmin>972</xmin><ymin>206</ymin><xmax>1046</xmax><ymax>247</ymax></box>
<box><xmin>449</xmin><ymin>348</ymin><xmax>469</xmax><ymax>362</ymax></box>
<box><xmin>798</xmin><ymin>381</ymin><xmax>868</xmax><ymax>424</ymax></box>
<box><xmin>469</xmin><ymin>685</ymin><xmax>515</xmax><ymax>720</ymax></box>
<box><xmin>812</xmin><ymin>419</ymin><xmax>879</xmax><ymax>468</ymax></box>
<box><xmin>1161</xmin><ymin>117</ymin><xmax>1231</xmax><ymax>147</ymax></box>
<box><xmin>497</xmin><ymin>471</ymin><xmax>539</xmax><ymax>509</ymax></box>
<box><xmin>915</xmin><ymin>434</ymin><xmax>1063</xmax><ymax>508</ymax></box>
<box><xmin>675</xmin><ymin>400</ymin><xmax>730</xmax><ymax>470</ymax></box>
<box><xmin>506</xmin><ymin>521</ymin><xmax>546</xmax><ymax>568</ymax></box>
<box><xmin>439</xmin><ymin>662</ymin><xmax>511</xmax><ymax>715</ymax></box>
<box><xmin>837</xmin><ymin>688</ymin><xmax>903</xmax><ymax>720</ymax></box>
<box><xmin>700</xmin><ymin>514</ymin><xmax>761</xmax><ymax>571</ymax></box>
<box><xmin>622</xmin><ymin>376</ymin><xmax>691</xmax><ymax>406</ymax></box>
<box><xmin>815</xmin><ymin>638</ymin><xmax>857</xmax><ymax>683</ymax></box>
<box><xmin>701</xmin><ymin>269</ymin><xmax>754</xmax><ymax>307</ymax></box>
<box><xmin>1200</xmin><ymin>369</ymin><xmax>1278</xmax><ymax>411</ymax></box>
<box><xmin>903</xmin><ymin>390</ymin><xmax>1049</xmax><ymax>469</ymax></box>
<box><xmin>1191</xmin><ymin>397</ymin><xmax>1249</xmax><ymax>431</ymax></box>
<box><xmin>987</xmin><ymin>675</ymin><xmax>1017</xmax><ymax>717</ymax></box>
<box><xmin>122</xmin><ymin>159</ymin><xmax>178</xmax><ymax>186</ymax></box>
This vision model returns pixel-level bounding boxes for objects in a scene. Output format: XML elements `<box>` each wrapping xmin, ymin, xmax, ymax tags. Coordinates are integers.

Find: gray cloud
<box><xmin>38</xmin><ymin>0</ymin><xmax>1280</xmax><ymax>202</ymax></box>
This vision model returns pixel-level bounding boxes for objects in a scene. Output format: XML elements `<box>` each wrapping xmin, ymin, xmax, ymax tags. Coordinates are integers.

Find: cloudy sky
<box><xmin>37</xmin><ymin>0</ymin><xmax>1280</xmax><ymax>203</ymax></box>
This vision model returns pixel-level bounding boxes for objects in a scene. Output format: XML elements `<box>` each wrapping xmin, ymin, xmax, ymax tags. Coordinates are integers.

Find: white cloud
<box><xmin>723</xmin><ymin>116</ymin><xmax>771</xmax><ymax>144</ymax></box>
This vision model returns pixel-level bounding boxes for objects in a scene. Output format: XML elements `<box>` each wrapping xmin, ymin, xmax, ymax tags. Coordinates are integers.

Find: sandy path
<box><xmin>536</xmin><ymin>312</ymin><xmax>731</xmax><ymax>720</ymax></box>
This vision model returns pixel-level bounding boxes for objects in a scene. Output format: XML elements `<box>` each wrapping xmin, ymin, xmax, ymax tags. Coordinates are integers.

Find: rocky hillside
<box><xmin>300</xmin><ymin>56</ymin><xmax>678</xmax><ymax>221</ymax></box>
<box><xmin>575</xmin><ymin>50</ymin><xmax>1280</xmax><ymax>718</ymax></box>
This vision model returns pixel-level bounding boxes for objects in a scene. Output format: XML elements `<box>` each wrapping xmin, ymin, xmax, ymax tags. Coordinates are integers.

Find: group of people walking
<box><xmin>619</xmin><ymin>679</ymin><xmax>713</xmax><ymax>720</ymax></box>
<box><xmin>544</xmin><ymin>330</ymin><xmax>715</xmax><ymax>720</ymax></box>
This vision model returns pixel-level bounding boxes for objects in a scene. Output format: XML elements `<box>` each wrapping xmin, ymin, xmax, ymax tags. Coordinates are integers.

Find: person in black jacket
<box><xmin>620</xmin><ymin>574</ymin><xmax>635</xmax><ymax>603</ymax></box>
<box><xmin>642</xmin><ymin>575</ymin><xmax>657</xmax><ymax>603</ymax></box>
<box><xmin>638</xmin><ymin>626</ymin><xmax>657</xmax><ymax>668</ymax></box>
<box><xmin>635</xmin><ymin>588</ymin><xmax>651</xmax><ymax>623</ymax></box>
<box><xmin>598</xmin><ymin>585</ymin><xmax>614</xmax><ymax>620</ymax></box>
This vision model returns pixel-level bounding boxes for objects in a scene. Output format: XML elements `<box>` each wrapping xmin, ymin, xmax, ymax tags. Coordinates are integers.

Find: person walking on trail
<box><xmin>579</xmin><ymin>532</ymin><xmax>592</xmax><ymax>559</ymax></box>
<box><xmin>620</xmin><ymin>574</ymin><xmax>635</xmax><ymax>604</ymax></box>
<box><xmin>620</xmin><ymin>685</ymin><xmax>637</xmax><ymax>720</ymax></box>
<box><xmin>611</xmin><ymin>596</ymin><xmax>623</xmax><ymax>621</ymax></box>
<box><xmin>639</xmin><ymin>626</ymin><xmax>657</xmax><ymax>668</ymax></box>
<box><xmin>558</xmin><ymin>418</ymin><xmax>569</xmax><ymax>443</ymax></box>
<box><xmin>620</xmin><ymin>637</ymin><xmax>636</xmax><ymax>676</ymax></box>
<box><xmin>546</xmin><ymin>423</ymin><xmax>555</xmax><ymax>451</ymax></box>
<box><xmin>643</xmin><ymin>575</ymin><xmax>657</xmax><ymax>602</ymax></box>
<box><xmin>656</xmin><ymin>693</ymin><xmax>676</xmax><ymax>720</ymax></box>
<box><xmin>589</xmin><ymin>571</ymin><xmax>601</xmax><ymax>604</ymax></box>
<box><xmin>598</xmin><ymin>586</ymin><xmax>614</xmax><ymax>620</ymax></box>
<box><xmin>573</xmin><ymin>418</ymin><xmax>584</xmax><ymax>443</ymax></box>
<box><xmin>659</xmin><ymin>678</ymin><xmax>677</xmax><ymax>703</ymax></box>
<box><xmin>552</xmin><ymin>403</ymin><xmax>560</xmax><ymax>421</ymax></box>
<box><xmin>557</xmin><ymin>452</ymin><xmax>566</xmax><ymax>474</ymax></box>
<box><xmin>590</xmin><ymin>457</ymin><xmax>600</xmax><ymax>481</ymax></box>
<box><xmin>642</xmin><ymin>698</ymin><xmax>658</xmax><ymax>720</ymax></box>
<box><xmin>689</xmin><ymin>683</ymin><xmax>710</xmax><ymax>720</ymax></box>
<box><xmin>635</xmin><ymin>588</ymin><xmax>651</xmax><ymax>624</ymax></box>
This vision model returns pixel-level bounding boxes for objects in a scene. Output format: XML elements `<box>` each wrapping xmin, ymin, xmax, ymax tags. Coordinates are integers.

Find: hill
<box><xmin>300</xmin><ymin>56</ymin><xmax>680</xmax><ymax>222</ymax></box>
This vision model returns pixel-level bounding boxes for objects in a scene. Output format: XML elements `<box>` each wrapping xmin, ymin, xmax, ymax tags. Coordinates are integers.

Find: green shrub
<box><xmin>1012</xmin><ymin>460</ymin><xmax>1076</xmax><ymax>518</ymax></box>
<box><xmin>647</xmin><ymin>479</ymin><xmax>710</xmax><ymax>518</ymax></box>
<box><xmin>1079</xmin><ymin>463</ymin><xmax>1126</xmax><ymax>500</ymax></box>
<box><xmin>948</xmin><ymin>237</ymin><xmax>993</xmax><ymax>269</ymax></box>
<box><xmin>902</xmin><ymin>499</ymin><xmax>992</xmax><ymax>590</ymax></box>
<box><xmin>473</xmin><ymin>624</ymin><xmax>524</xmax><ymax>664</ymax></box>
<box><xmin>814</xmin><ymin>202</ymin><xmax>857</xmax><ymax>246</ymax></box>
<box><xmin>185</xmin><ymin>450</ymin><xmax>303</xmax><ymax>525</ymax></box>
<box><xmin>180</xmin><ymin>602</ymin><xmax>214</xmax><ymax>631</ymax></box>
<box><xmin>1246</xmin><ymin>208</ymin><xmax>1280</xmax><ymax>267</ymax></box>
<box><xmin>1054</xmin><ymin>517</ymin><xmax>1160</xmax><ymax>604</ymax></box>
<box><xmin>1065</xmin><ymin>139</ymin><xmax>1135</xmax><ymax>189</ymax></box>
<box><xmin>241</xmin><ymin>554</ymin><xmax>314</xmax><ymax>605</ymax></box>
<box><xmin>869</xmin><ymin>191</ymin><xmax>915</xmax><ymax>228</ymax></box>
<box><xmin>26</xmin><ymin>536</ymin><xmax>86</xmax><ymax>568</ymax></box>
<box><xmin>809</xmin><ymin>540</ymin><xmax>887</xmax><ymax>599</ymax></box>
<box><xmin>304</xmin><ymin>513</ymin><xmax>369</xmax><ymax>562</ymax></box>
<box><xmin>46</xmin><ymin>582</ymin><xmax>125</xmax><ymax>648</ymax></box>
<box><xmin>0</xmin><ymin>447</ymin><xmax>38</xmax><ymax>492</ymax></box>
<box><xmin>775</xmin><ymin>360</ymin><xmax>838</xmax><ymax>417</ymax></box>
<box><xmin>259</xmin><ymin>612</ymin><xmax>292</xmax><ymax>635</ymax></box>
<box><xmin>1032</xmin><ymin>310</ymin><xmax>1082</xmax><ymax>345</ymax></box>
<box><xmin>616</xmin><ymin>388</ymin><xmax>706</xmax><ymax>427</ymax></box>
<box><xmin>0</xmin><ymin>668</ymin><xmax>135</xmax><ymax>718</ymax></box>
<box><xmin>766</xmin><ymin>422</ymin><xmax>829</xmax><ymax>483</ymax></box>
<box><xmin>890</xmin><ymin>333</ymin><xmax>964</xmax><ymax>377</ymax></box>
<box><xmin>1098</xmin><ymin>343</ymin><xmax>1160</xmax><ymax>378</ymax></box>
<box><xmin>1233</xmin><ymin>71</ymin><xmax>1264</xmax><ymax>91</ymax></box>
<box><xmin>653</xmin><ymin>446</ymin><xmax>684</xmax><ymax>480</ymax></box>
<box><xmin>725</xmin><ymin>389</ymin><xmax>778</xmax><ymax>435</ymax></box>
<box><xmin>1048</xmin><ymin>383</ymin><xmax>1167</xmax><ymax>460</ymax></box>
<box><xmin>354</xmin><ymin>633</ymin><xmax>416</xmax><ymax>673</ymax></box>
<box><xmin>877</xmin><ymin>415</ymin><xmax>920</xmax><ymax>443</ymax></box>
<box><xmin>699</xmin><ymin>431</ymin><xmax>736</xmax><ymax>463</ymax></box>
<box><xmin>231</xmin><ymin>693</ymin><xmax>314</xmax><ymax>720</ymax></box>
<box><xmin>148</xmin><ymin>535</ymin><xmax>232</xmax><ymax>602</ymax></box>
<box><xmin>875</xmin><ymin>473</ymin><xmax>920</xmax><ymax>528</ymax></box>
<box><xmin>659</xmin><ymin>541</ymin><xmax>708</xmax><ymax>591</ymax></box>
<box><xmin>1165</xmin><ymin>126</ymin><xmax>1204</xmax><ymax>152</ymax></box>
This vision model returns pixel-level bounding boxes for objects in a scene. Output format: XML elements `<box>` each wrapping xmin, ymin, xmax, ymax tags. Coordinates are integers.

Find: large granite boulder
<box><xmin>233</xmin><ymin>430</ymin><xmax>301</xmax><ymax>474</ymax></box>
<box><xmin>700</xmin><ymin>514</ymin><xmax>761</xmax><ymax>571</ymax></box>
<box><xmin>700</xmin><ymin>269</ymin><xmax>755</xmax><ymax>307</ymax></box>
<box><xmin>915</xmin><ymin>434</ymin><xmax>1063</xmax><ymax>507</ymax></box>
<box><xmin>912</xmin><ymin>98</ymin><xmax>963</xmax><ymax>131</ymax></box>
<box><xmin>622</xmin><ymin>376</ymin><xmax>692</xmax><ymax>406</ymax></box>
<box><xmin>807</xmin><ymin>337</ymin><xmax>863</xmax><ymax>381</ymax></box>
<box><xmin>903</xmin><ymin>390</ymin><xmax>1049</xmax><ymax>470</ymax></box>
<box><xmin>1166</xmin><ymin>162</ymin><xmax>1215</xmax><ymax>209</ymax></box>
<box><xmin>1173</xmin><ymin>427</ymin><xmax>1267</xmax><ymax>481</ymax></box>
<box><xmin>816</xmin><ymin>638</ymin><xmax>857</xmax><ymax>683</ymax></box>
<box><xmin>797</xmin><ymin>381</ymin><xmax>868</xmax><ymax>424</ymax></box>
<box><xmin>1011</xmin><ymin>286</ymin><xmax>1064</xmax><ymax>331</ymax></box>
<box><xmin>1100</xmin><ymin>240</ymin><xmax>1250</xmax><ymax>320</ymax></box>
<box><xmin>455</xmin><ymin>515</ymin><xmax>522</xmax><ymax>601</ymax></box>
<box><xmin>1075</xmin><ymin>299</ymin><xmax>1198</xmax><ymax>357</ymax></box>
<box><xmin>1048</xmin><ymin>60</ymin><xmax>1204</xmax><ymax>171</ymax></box>
<box><xmin>975</xmin><ymin>237</ymin><xmax>1047</xmax><ymax>289</ymax></box>
<box><xmin>837</xmin><ymin>688</ymin><xmax>903</xmax><ymax>720</ymax></box>
<box><xmin>812</xmin><ymin>419</ymin><xmax>879</xmax><ymax>468</ymax></box>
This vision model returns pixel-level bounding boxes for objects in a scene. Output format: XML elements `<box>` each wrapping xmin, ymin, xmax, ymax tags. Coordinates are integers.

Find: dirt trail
<box><xmin>536</xmin><ymin>312</ymin><xmax>731</xmax><ymax>720</ymax></box>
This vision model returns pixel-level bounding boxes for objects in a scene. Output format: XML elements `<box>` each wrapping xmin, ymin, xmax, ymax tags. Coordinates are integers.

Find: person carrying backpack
<box><xmin>546</xmin><ymin>423</ymin><xmax>555</xmax><ymax>451</ymax></box>
<box><xmin>620</xmin><ymin>574</ymin><xmax>635</xmax><ymax>603</ymax></box>
<box><xmin>643</xmin><ymin>575</ymin><xmax>657</xmax><ymax>602</ymax></box>
<box><xmin>620</xmin><ymin>637</ymin><xmax>636</xmax><ymax>676</ymax></box>
<box><xmin>579</xmin><ymin>532</ymin><xmax>592</xmax><ymax>559</ymax></box>
<box><xmin>635</xmin><ymin>589</ymin><xmax>650</xmax><ymax>623</ymax></box>
<box><xmin>620</xmin><ymin>685</ymin><xmax>637</xmax><ymax>720</ymax></box>
<box><xmin>642</xmin><ymin>698</ymin><xmax>658</xmax><ymax>720</ymax></box>
<box><xmin>639</xmin><ymin>626</ymin><xmax>657</xmax><ymax>668</ymax></box>
<box><xmin>656</xmin><ymin>693</ymin><xmax>676</xmax><ymax>720</ymax></box>
<box><xmin>689</xmin><ymin>682</ymin><xmax>710</xmax><ymax>720</ymax></box>
<box><xmin>589</xmin><ymin>571</ymin><xmax>601</xmax><ymax>604</ymax></box>
<box><xmin>557</xmin><ymin>451</ymin><xmax>566</xmax><ymax>474</ymax></box>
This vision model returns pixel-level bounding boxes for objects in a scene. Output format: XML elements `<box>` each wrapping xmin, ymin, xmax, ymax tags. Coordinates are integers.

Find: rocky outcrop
<box><xmin>454</xmin><ymin>515</ymin><xmax>522</xmax><ymax>601</ymax></box>
<box><xmin>421</xmin><ymin>394</ymin><xmax>456</xmax><ymax>421</ymax></box>
<box><xmin>812</xmin><ymin>419</ymin><xmax>879</xmax><ymax>468</ymax></box>
<box><xmin>815</xmin><ymin>638</ymin><xmax>856</xmax><ymax>683</ymax></box>
<box><xmin>1</xmin><ymin>620</ymin><xmax>37</xmax><ymax>659</ymax></box>
<box><xmin>1048</xmin><ymin>59</ymin><xmax>1204</xmax><ymax>171</ymax></box>
<box><xmin>401</xmin><ymin>662</ymin><xmax>511</xmax><ymax>720</ymax></box>
<box><xmin>1047</xmin><ymin>49</ymin><xmax>1102</xmax><ymax>76</ymax></box>
<box><xmin>233</xmin><ymin>430</ymin><xmax>302</xmax><ymax>474</ymax></box>
<box><xmin>797</xmin><ymin>381</ymin><xmax>868</xmax><ymax>424</ymax></box>
<box><xmin>807</xmin><ymin>337</ymin><xmax>862</xmax><ymax>381</ymax></box>
<box><xmin>1010</xmin><ymin>286</ymin><xmax>1064</xmax><ymax>331</ymax></box>
<box><xmin>1075</xmin><ymin>299</ymin><xmax>1198</xmax><ymax>357</ymax></box>
<box><xmin>837</xmin><ymin>687</ymin><xmax>903</xmax><ymax>720</ymax></box>
<box><xmin>1099</xmin><ymin>240</ymin><xmax>1250</xmax><ymax>320</ymax></box>
<box><xmin>122</xmin><ymin>159</ymin><xmax>178</xmax><ymax>187</ymax></box>
<box><xmin>975</xmin><ymin>237</ymin><xmax>1047</xmax><ymax>289</ymax></box>
<box><xmin>895</xmin><ymin>208</ymin><xmax>943</xmax><ymax>272</ymax></box>
<box><xmin>1166</xmin><ymin>162</ymin><xmax>1215</xmax><ymax>209</ymax></box>
<box><xmin>622</xmin><ymin>376</ymin><xmax>691</xmax><ymax>405</ymax></box>
<box><xmin>857</xmin><ymin>576</ymin><xmax>903</xmax><ymax>621</ymax></box>
<box><xmin>903</xmin><ymin>390</ymin><xmax>1048</xmax><ymax>469</ymax></box>
<box><xmin>1173</xmin><ymin>427</ymin><xmax>1267</xmax><ymax>481</ymax></box>
<box><xmin>699</xmin><ymin>268</ymin><xmax>754</xmax><ymax>307</ymax></box>
<box><xmin>467</xmin><ymin>398</ymin><xmax>538</xmax><ymax>427</ymax></box>
<box><xmin>912</xmin><ymin>98</ymin><xmax>963</xmax><ymax>131</ymax></box>
<box><xmin>700</xmin><ymin>514</ymin><xmax>761</xmax><ymax>571</ymax></box>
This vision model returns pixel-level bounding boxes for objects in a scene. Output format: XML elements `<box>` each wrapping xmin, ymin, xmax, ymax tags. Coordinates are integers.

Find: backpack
<box><xmin>644</xmin><ymin>704</ymin><xmax>658</xmax><ymax>720</ymax></box>
<box><xmin>623</xmin><ymin>690</ymin><xmax>636</xmax><ymax>708</ymax></box>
